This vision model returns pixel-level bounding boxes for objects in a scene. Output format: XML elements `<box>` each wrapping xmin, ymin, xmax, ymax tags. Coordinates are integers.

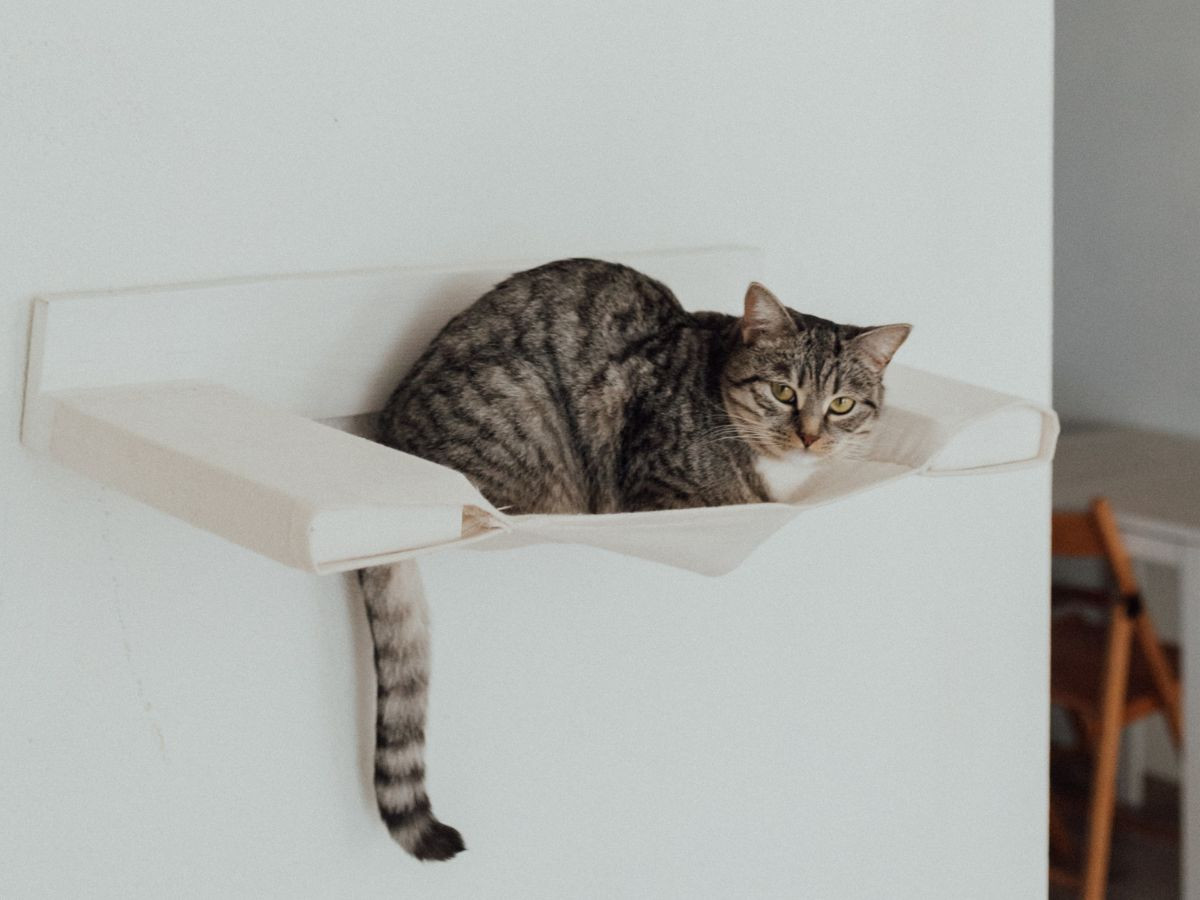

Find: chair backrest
<box><xmin>1051</xmin><ymin>497</ymin><xmax>1139</xmax><ymax>599</ymax></box>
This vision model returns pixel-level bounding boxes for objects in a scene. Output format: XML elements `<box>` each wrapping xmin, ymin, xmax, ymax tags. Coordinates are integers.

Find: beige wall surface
<box><xmin>1055</xmin><ymin>0</ymin><xmax>1200</xmax><ymax>784</ymax></box>
<box><xmin>1055</xmin><ymin>0</ymin><xmax>1200</xmax><ymax>435</ymax></box>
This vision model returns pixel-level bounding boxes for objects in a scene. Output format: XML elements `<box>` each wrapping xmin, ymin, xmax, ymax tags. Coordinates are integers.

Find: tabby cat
<box><xmin>359</xmin><ymin>258</ymin><xmax>909</xmax><ymax>859</ymax></box>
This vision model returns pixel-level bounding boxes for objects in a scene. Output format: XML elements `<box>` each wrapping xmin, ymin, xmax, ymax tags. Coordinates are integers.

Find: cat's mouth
<box><xmin>790</xmin><ymin>438</ymin><xmax>832</xmax><ymax>458</ymax></box>
<box><xmin>755</xmin><ymin>434</ymin><xmax>833</xmax><ymax>460</ymax></box>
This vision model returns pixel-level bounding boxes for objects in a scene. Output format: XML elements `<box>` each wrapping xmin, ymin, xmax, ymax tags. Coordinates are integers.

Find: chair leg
<box><xmin>1082</xmin><ymin>607</ymin><xmax>1135</xmax><ymax>900</ymax></box>
<box><xmin>1133</xmin><ymin>612</ymin><xmax>1183</xmax><ymax>748</ymax></box>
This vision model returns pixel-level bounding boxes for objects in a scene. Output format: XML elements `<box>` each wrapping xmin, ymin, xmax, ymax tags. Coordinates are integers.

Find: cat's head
<box><xmin>722</xmin><ymin>283</ymin><xmax>910</xmax><ymax>460</ymax></box>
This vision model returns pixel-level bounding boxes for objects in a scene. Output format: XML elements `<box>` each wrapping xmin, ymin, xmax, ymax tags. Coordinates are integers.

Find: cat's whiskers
<box><xmin>723</xmin><ymin>409</ymin><xmax>791</xmax><ymax>455</ymax></box>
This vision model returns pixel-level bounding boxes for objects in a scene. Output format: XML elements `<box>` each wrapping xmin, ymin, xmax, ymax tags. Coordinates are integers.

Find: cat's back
<box><xmin>446</xmin><ymin>258</ymin><xmax>686</xmax><ymax>351</ymax></box>
<box><xmin>389</xmin><ymin>258</ymin><xmax>694</xmax><ymax>403</ymax></box>
<box><xmin>378</xmin><ymin>259</ymin><xmax>696</xmax><ymax>513</ymax></box>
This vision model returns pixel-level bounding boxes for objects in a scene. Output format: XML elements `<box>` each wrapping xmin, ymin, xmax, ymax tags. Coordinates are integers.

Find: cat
<box><xmin>359</xmin><ymin>258</ymin><xmax>910</xmax><ymax>859</ymax></box>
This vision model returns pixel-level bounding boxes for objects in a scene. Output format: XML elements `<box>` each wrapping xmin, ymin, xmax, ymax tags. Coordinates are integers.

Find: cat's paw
<box><xmin>412</xmin><ymin>821</ymin><xmax>466</xmax><ymax>861</ymax></box>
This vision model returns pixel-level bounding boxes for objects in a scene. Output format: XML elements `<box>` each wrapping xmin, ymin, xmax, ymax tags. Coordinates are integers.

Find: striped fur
<box><xmin>358</xmin><ymin>563</ymin><xmax>464</xmax><ymax>861</ymax></box>
<box><xmin>363</xmin><ymin>259</ymin><xmax>909</xmax><ymax>858</ymax></box>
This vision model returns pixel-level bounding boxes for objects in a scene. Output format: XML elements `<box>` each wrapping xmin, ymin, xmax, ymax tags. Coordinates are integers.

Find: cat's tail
<box><xmin>358</xmin><ymin>561</ymin><xmax>465</xmax><ymax>861</ymax></box>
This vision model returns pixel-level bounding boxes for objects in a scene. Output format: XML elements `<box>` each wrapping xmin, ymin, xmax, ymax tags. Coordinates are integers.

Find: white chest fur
<box><xmin>754</xmin><ymin>450</ymin><xmax>823</xmax><ymax>503</ymax></box>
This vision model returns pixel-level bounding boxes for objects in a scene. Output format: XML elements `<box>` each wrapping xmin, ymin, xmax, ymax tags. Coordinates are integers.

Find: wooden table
<box><xmin>1054</xmin><ymin>424</ymin><xmax>1200</xmax><ymax>900</ymax></box>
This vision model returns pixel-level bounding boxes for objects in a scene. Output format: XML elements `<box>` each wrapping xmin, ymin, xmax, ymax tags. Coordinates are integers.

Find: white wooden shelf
<box><xmin>21</xmin><ymin>248</ymin><xmax>1058</xmax><ymax>575</ymax></box>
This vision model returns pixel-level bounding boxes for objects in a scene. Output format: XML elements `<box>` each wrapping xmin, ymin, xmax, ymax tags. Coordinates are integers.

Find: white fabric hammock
<box><xmin>28</xmin><ymin>363</ymin><xmax>1055</xmax><ymax>577</ymax></box>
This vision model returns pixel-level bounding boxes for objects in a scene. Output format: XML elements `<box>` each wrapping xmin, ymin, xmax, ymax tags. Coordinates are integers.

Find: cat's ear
<box><xmin>741</xmin><ymin>283</ymin><xmax>797</xmax><ymax>345</ymax></box>
<box><xmin>848</xmin><ymin>324</ymin><xmax>912</xmax><ymax>372</ymax></box>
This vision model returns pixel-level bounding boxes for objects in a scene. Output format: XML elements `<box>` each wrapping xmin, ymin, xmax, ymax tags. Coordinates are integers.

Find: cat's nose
<box><xmin>800</xmin><ymin>433</ymin><xmax>818</xmax><ymax>448</ymax></box>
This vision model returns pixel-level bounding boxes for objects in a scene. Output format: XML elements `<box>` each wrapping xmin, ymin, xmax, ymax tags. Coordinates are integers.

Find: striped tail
<box><xmin>359</xmin><ymin>561</ymin><xmax>465</xmax><ymax>861</ymax></box>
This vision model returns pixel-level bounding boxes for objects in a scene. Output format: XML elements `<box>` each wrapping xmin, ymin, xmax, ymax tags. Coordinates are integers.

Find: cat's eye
<box><xmin>829</xmin><ymin>396</ymin><xmax>856</xmax><ymax>414</ymax></box>
<box><xmin>771</xmin><ymin>383</ymin><xmax>796</xmax><ymax>404</ymax></box>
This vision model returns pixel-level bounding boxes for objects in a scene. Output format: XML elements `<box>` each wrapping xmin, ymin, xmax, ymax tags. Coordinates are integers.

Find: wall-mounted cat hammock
<box><xmin>21</xmin><ymin>248</ymin><xmax>1058</xmax><ymax>577</ymax></box>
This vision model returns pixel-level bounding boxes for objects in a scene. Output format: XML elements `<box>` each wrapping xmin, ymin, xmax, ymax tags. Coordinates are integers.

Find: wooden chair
<box><xmin>1048</xmin><ymin>497</ymin><xmax>1183</xmax><ymax>899</ymax></box>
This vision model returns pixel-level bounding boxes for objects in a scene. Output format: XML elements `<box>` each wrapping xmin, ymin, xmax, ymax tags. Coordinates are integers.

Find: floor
<box><xmin>1049</xmin><ymin>771</ymin><xmax>1180</xmax><ymax>899</ymax></box>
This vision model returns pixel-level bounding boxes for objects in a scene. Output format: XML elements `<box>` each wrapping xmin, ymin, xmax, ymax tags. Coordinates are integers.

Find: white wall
<box><xmin>1055</xmin><ymin>0</ymin><xmax>1200</xmax><ymax>436</ymax></box>
<box><xmin>1</xmin><ymin>3</ymin><xmax>1052</xmax><ymax>898</ymax></box>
